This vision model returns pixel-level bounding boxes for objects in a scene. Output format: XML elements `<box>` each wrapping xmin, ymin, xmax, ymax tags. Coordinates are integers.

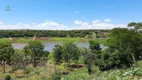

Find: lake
<box><xmin>12</xmin><ymin>42</ymin><xmax>107</xmax><ymax>52</ymax></box>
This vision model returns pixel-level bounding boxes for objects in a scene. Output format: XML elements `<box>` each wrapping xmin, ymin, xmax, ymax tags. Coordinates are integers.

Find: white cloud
<box><xmin>74</xmin><ymin>19</ymin><xmax>126</xmax><ymax>29</ymax></box>
<box><xmin>0</xmin><ymin>19</ymin><xmax>126</xmax><ymax>30</ymax></box>
<box><xmin>92</xmin><ymin>19</ymin><xmax>100</xmax><ymax>23</ymax></box>
<box><xmin>104</xmin><ymin>19</ymin><xmax>111</xmax><ymax>22</ymax></box>
<box><xmin>75</xmin><ymin>11</ymin><xmax>79</xmax><ymax>14</ymax></box>
<box><xmin>74</xmin><ymin>20</ymin><xmax>83</xmax><ymax>24</ymax></box>
<box><xmin>0</xmin><ymin>20</ymin><xmax>69</xmax><ymax>30</ymax></box>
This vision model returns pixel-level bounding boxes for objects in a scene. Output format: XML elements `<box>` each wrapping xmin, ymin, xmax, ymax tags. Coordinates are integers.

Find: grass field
<box><xmin>0</xmin><ymin>37</ymin><xmax>107</xmax><ymax>44</ymax></box>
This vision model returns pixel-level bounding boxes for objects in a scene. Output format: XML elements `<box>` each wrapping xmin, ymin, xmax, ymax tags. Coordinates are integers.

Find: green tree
<box><xmin>84</xmin><ymin>41</ymin><xmax>102</xmax><ymax>74</ymax></box>
<box><xmin>107</xmin><ymin>28</ymin><xmax>142</xmax><ymax>66</ymax></box>
<box><xmin>89</xmin><ymin>40</ymin><xmax>101</xmax><ymax>53</ymax></box>
<box><xmin>84</xmin><ymin>48</ymin><xmax>95</xmax><ymax>74</ymax></box>
<box><xmin>23</xmin><ymin>40</ymin><xmax>44</xmax><ymax>67</ymax></box>
<box><xmin>62</xmin><ymin>41</ymin><xmax>80</xmax><ymax>65</ymax></box>
<box><xmin>11</xmin><ymin>50</ymin><xmax>26</xmax><ymax>71</ymax></box>
<box><xmin>0</xmin><ymin>41</ymin><xmax>14</xmax><ymax>73</ymax></box>
<box><xmin>53</xmin><ymin>44</ymin><xmax>63</xmax><ymax>65</ymax></box>
<box><xmin>128</xmin><ymin>22</ymin><xmax>142</xmax><ymax>32</ymax></box>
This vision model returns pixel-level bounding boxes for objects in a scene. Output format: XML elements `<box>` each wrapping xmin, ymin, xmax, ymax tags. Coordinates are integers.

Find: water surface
<box><xmin>12</xmin><ymin>42</ymin><xmax>107</xmax><ymax>52</ymax></box>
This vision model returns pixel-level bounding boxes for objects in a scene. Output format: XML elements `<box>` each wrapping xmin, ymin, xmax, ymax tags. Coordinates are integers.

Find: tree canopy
<box><xmin>0</xmin><ymin>41</ymin><xmax>14</xmax><ymax>73</ymax></box>
<box><xmin>23</xmin><ymin>40</ymin><xmax>45</xmax><ymax>67</ymax></box>
<box><xmin>0</xmin><ymin>29</ymin><xmax>110</xmax><ymax>38</ymax></box>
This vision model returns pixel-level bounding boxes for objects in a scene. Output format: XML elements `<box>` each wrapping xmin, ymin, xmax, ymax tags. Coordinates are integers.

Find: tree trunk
<box><xmin>33</xmin><ymin>59</ymin><xmax>37</xmax><ymax>68</ymax></box>
<box><xmin>130</xmin><ymin>53</ymin><xmax>136</xmax><ymax>64</ymax></box>
<box><xmin>3</xmin><ymin>61</ymin><xmax>6</xmax><ymax>73</ymax></box>
<box><xmin>87</xmin><ymin>65</ymin><xmax>92</xmax><ymax>75</ymax></box>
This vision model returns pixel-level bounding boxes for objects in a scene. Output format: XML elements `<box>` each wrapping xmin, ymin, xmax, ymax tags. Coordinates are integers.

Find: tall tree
<box><xmin>24</xmin><ymin>40</ymin><xmax>44</xmax><ymax>67</ymax></box>
<box><xmin>107</xmin><ymin>28</ymin><xmax>142</xmax><ymax>65</ymax></box>
<box><xmin>53</xmin><ymin>44</ymin><xmax>63</xmax><ymax>65</ymax></box>
<box><xmin>84</xmin><ymin>48</ymin><xmax>95</xmax><ymax>74</ymax></box>
<box><xmin>62</xmin><ymin>41</ymin><xmax>80</xmax><ymax>65</ymax></box>
<box><xmin>84</xmin><ymin>41</ymin><xmax>101</xmax><ymax>74</ymax></box>
<box><xmin>0</xmin><ymin>41</ymin><xmax>14</xmax><ymax>73</ymax></box>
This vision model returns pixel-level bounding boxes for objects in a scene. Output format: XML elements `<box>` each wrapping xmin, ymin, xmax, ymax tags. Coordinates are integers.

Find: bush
<box><xmin>24</xmin><ymin>64</ymin><xmax>34</xmax><ymax>74</ymax></box>
<box><xmin>48</xmin><ymin>53</ymin><xmax>54</xmax><ymax>61</ymax></box>
<box><xmin>5</xmin><ymin>75</ymin><xmax>11</xmax><ymax>80</ymax></box>
<box><xmin>13</xmin><ymin>70</ymin><xmax>24</xmax><ymax>78</ymax></box>
<box><xmin>50</xmin><ymin>72</ymin><xmax>61</xmax><ymax>80</ymax></box>
<box><xmin>48</xmin><ymin>60</ymin><xmax>54</xmax><ymax>64</ymax></box>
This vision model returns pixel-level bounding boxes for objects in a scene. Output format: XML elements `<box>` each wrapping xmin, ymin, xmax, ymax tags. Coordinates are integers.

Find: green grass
<box><xmin>14</xmin><ymin>38</ymin><xmax>33</xmax><ymax>43</ymax></box>
<box><xmin>48</xmin><ymin>37</ymin><xmax>88</xmax><ymax>42</ymax></box>
<box><xmin>0</xmin><ymin>38</ymin><xmax>10</xmax><ymax>42</ymax></box>
<box><xmin>0</xmin><ymin>37</ymin><xmax>107</xmax><ymax>44</ymax></box>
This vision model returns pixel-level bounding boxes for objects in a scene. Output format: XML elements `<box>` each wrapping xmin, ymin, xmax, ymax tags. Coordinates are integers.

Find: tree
<box><xmin>11</xmin><ymin>50</ymin><xmax>26</xmax><ymax>71</ymax></box>
<box><xmin>0</xmin><ymin>29</ymin><xmax>110</xmax><ymax>38</ymax></box>
<box><xmin>89</xmin><ymin>40</ymin><xmax>101</xmax><ymax>53</ymax></box>
<box><xmin>84</xmin><ymin>48</ymin><xmax>95</xmax><ymax>74</ymax></box>
<box><xmin>128</xmin><ymin>22</ymin><xmax>142</xmax><ymax>32</ymax></box>
<box><xmin>0</xmin><ymin>41</ymin><xmax>14</xmax><ymax>73</ymax></box>
<box><xmin>107</xmin><ymin>28</ymin><xmax>142</xmax><ymax>66</ymax></box>
<box><xmin>53</xmin><ymin>44</ymin><xmax>63</xmax><ymax>65</ymax></box>
<box><xmin>23</xmin><ymin>40</ymin><xmax>44</xmax><ymax>67</ymax></box>
<box><xmin>41</xmin><ymin>50</ymin><xmax>49</xmax><ymax>65</ymax></box>
<box><xmin>84</xmin><ymin>41</ymin><xmax>102</xmax><ymax>74</ymax></box>
<box><xmin>62</xmin><ymin>41</ymin><xmax>80</xmax><ymax>65</ymax></box>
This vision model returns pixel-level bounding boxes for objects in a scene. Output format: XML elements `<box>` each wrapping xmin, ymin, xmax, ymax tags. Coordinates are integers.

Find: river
<box><xmin>12</xmin><ymin>42</ymin><xmax>107</xmax><ymax>52</ymax></box>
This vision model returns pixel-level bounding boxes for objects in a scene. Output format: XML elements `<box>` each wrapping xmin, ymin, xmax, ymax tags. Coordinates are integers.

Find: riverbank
<box><xmin>0</xmin><ymin>37</ymin><xmax>107</xmax><ymax>44</ymax></box>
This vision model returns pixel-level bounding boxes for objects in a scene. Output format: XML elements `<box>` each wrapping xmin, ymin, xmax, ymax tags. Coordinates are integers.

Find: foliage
<box><xmin>50</xmin><ymin>72</ymin><xmax>61</xmax><ymax>80</ymax></box>
<box><xmin>84</xmin><ymin>40</ymin><xmax>101</xmax><ymax>74</ymax></box>
<box><xmin>107</xmin><ymin>28</ymin><xmax>142</xmax><ymax>63</ymax></box>
<box><xmin>23</xmin><ymin>40</ymin><xmax>45</xmax><ymax>67</ymax></box>
<box><xmin>128</xmin><ymin>22</ymin><xmax>142</xmax><ymax>32</ymax></box>
<box><xmin>53</xmin><ymin>44</ymin><xmax>63</xmax><ymax>65</ymax></box>
<box><xmin>62</xmin><ymin>41</ymin><xmax>81</xmax><ymax>65</ymax></box>
<box><xmin>61</xmin><ymin>63</ymin><xmax>142</xmax><ymax>80</ymax></box>
<box><xmin>1</xmin><ymin>22</ymin><xmax>142</xmax><ymax>80</ymax></box>
<box><xmin>13</xmin><ymin>70</ymin><xmax>24</xmax><ymax>78</ymax></box>
<box><xmin>0</xmin><ymin>40</ymin><xmax>14</xmax><ymax>73</ymax></box>
<box><xmin>89</xmin><ymin>40</ymin><xmax>101</xmax><ymax>53</ymax></box>
<box><xmin>0</xmin><ymin>30</ymin><xmax>110</xmax><ymax>38</ymax></box>
<box><xmin>86</xmin><ymin>27</ymin><xmax>142</xmax><ymax>71</ymax></box>
<box><xmin>48</xmin><ymin>53</ymin><xmax>54</xmax><ymax>61</ymax></box>
<box><xmin>5</xmin><ymin>75</ymin><xmax>11</xmax><ymax>80</ymax></box>
<box><xmin>24</xmin><ymin>64</ymin><xmax>34</xmax><ymax>74</ymax></box>
<box><xmin>11</xmin><ymin>50</ymin><xmax>26</xmax><ymax>71</ymax></box>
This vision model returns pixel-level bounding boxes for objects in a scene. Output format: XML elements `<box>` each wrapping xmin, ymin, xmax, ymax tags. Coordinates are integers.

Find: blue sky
<box><xmin>0</xmin><ymin>0</ymin><xmax>142</xmax><ymax>30</ymax></box>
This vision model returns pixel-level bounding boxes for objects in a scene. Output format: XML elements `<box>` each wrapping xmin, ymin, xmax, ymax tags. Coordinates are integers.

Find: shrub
<box><xmin>13</xmin><ymin>70</ymin><xmax>24</xmax><ymax>78</ymax></box>
<box><xmin>48</xmin><ymin>60</ymin><xmax>54</xmax><ymax>64</ymax></box>
<box><xmin>50</xmin><ymin>72</ymin><xmax>61</xmax><ymax>80</ymax></box>
<box><xmin>5</xmin><ymin>75</ymin><xmax>11</xmax><ymax>80</ymax></box>
<box><xmin>24</xmin><ymin>64</ymin><xmax>34</xmax><ymax>74</ymax></box>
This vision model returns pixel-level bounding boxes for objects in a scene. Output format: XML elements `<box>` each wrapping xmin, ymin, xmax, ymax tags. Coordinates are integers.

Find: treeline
<box><xmin>0</xmin><ymin>29</ymin><xmax>110</xmax><ymax>38</ymax></box>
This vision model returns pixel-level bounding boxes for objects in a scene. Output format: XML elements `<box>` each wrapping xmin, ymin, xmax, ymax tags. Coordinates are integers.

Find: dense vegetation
<box><xmin>0</xmin><ymin>29</ymin><xmax>110</xmax><ymax>38</ymax></box>
<box><xmin>0</xmin><ymin>22</ymin><xmax>142</xmax><ymax>80</ymax></box>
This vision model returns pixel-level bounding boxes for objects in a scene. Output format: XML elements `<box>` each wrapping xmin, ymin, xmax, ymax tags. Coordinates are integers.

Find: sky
<box><xmin>0</xmin><ymin>0</ymin><xmax>142</xmax><ymax>30</ymax></box>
